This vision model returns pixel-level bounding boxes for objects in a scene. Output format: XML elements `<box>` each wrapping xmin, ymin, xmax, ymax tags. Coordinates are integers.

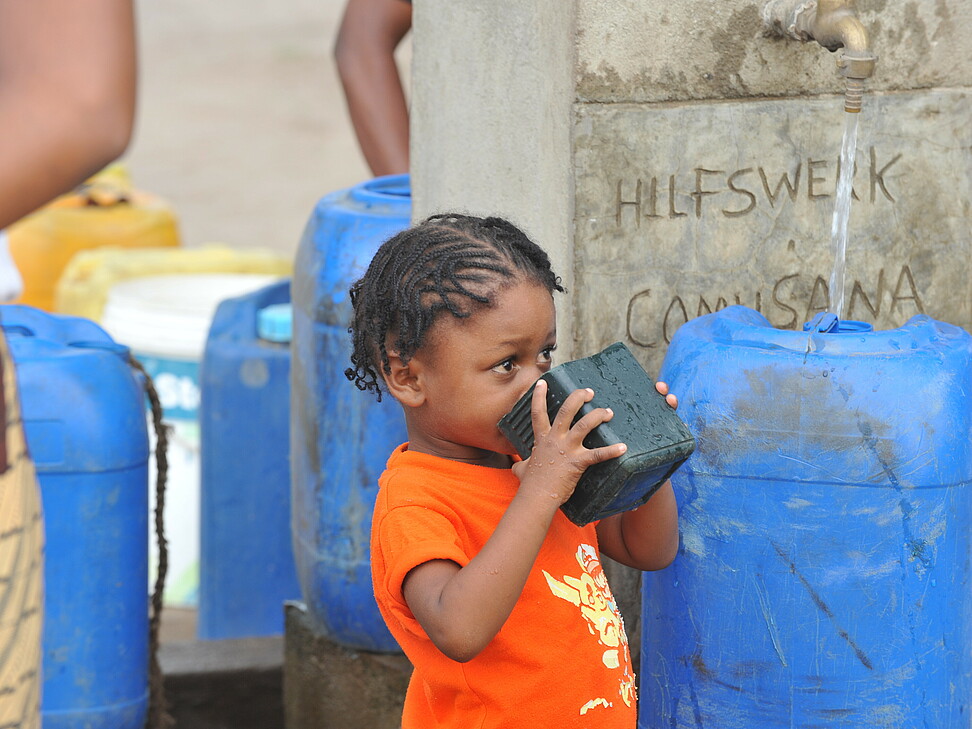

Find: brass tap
<box><xmin>763</xmin><ymin>0</ymin><xmax>877</xmax><ymax>112</ymax></box>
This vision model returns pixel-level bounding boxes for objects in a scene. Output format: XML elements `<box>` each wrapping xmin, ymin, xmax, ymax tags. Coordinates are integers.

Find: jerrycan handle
<box><xmin>0</xmin><ymin>324</ymin><xmax>130</xmax><ymax>362</ymax></box>
<box><xmin>0</xmin><ymin>324</ymin><xmax>35</xmax><ymax>338</ymax></box>
<box><xmin>76</xmin><ymin>179</ymin><xmax>131</xmax><ymax>207</ymax></box>
<box><xmin>74</xmin><ymin>164</ymin><xmax>133</xmax><ymax>207</ymax></box>
<box><xmin>68</xmin><ymin>340</ymin><xmax>131</xmax><ymax>357</ymax></box>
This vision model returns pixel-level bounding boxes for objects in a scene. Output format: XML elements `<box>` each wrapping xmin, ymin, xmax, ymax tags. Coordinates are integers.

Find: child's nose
<box><xmin>517</xmin><ymin>366</ymin><xmax>547</xmax><ymax>398</ymax></box>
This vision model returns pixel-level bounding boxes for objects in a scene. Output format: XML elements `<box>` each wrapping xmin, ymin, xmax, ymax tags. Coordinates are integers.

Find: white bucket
<box><xmin>101</xmin><ymin>272</ymin><xmax>281</xmax><ymax>606</ymax></box>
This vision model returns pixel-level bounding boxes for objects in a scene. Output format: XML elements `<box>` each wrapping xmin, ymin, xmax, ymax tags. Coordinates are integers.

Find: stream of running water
<box><xmin>828</xmin><ymin>111</ymin><xmax>860</xmax><ymax>319</ymax></box>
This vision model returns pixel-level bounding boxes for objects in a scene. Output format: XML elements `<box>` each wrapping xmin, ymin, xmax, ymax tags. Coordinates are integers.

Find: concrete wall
<box><xmin>575</xmin><ymin>0</ymin><xmax>972</xmax><ymax>103</ymax></box>
<box><xmin>410</xmin><ymin>1</ymin><xmax>577</xmax><ymax>354</ymax></box>
<box><xmin>571</xmin><ymin>0</ymin><xmax>972</xmax><ymax>374</ymax></box>
<box><xmin>284</xmin><ymin>602</ymin><xmax>410</xmax><ymax>729</ymax></box>
<box><xmin>575</xmin><ymin>89</ymin><xmax>971</xmax><ymax>373</ymax></box>
<box><xmin>413</xmin><ymin>0</ymin><xmax>972</xmax><ymax>374</ymax></box>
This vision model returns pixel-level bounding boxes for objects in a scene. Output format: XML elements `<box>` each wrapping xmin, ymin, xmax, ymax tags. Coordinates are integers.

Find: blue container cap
<box><xmin>257</xmin><ymin>304</ymin><xmax>292</xmax><ymax>343</ymax></box>
<box><xmin>345</xmin><ymin>174</ymin><xmax>411</xmax><ymax>213</ymax></box>
<box><xmin>802</xmin><ymin>312</ymin><xmax>874</xmax><ymax>334</ymax></box>
<box><xmin>356</xmin><ymin>174</ymin><xmax>410</xmax><ymax>200</ymax></box>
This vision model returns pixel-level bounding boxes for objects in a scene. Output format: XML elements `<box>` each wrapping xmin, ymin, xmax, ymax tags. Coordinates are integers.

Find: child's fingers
<box><xmin>567</xmin><ymin>404</ymin><xmax>615</xmax><ymax>442</ymax></box>
<box><xmin>530</xmin><ymin>379</ymin><xmax>552</xmax><ymax>436</ymax></box>
<box><xmin>656</xmin><ymin>381</ymin><xmax>678</xmax><ymax>410</ymax></box>
<box><xmin>584</xmin><ymin>441</ymin><xmax>628</xmax><ymax>465</ymax></box>
<box><xmin>552</xmin><ymin>387</ymin><xmax>594</xmax><ymax>432</ymax></box>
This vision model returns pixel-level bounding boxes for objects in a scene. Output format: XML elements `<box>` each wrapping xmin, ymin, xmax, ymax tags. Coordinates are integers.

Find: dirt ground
<box><xmin>127</xmin><ymin>0</ymin><xmax>411</xmax><ymax>261</ymax></box>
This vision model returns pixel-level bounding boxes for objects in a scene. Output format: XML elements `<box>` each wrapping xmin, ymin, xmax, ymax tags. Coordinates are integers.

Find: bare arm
<box><xmin>595</xmin><ymin>481</ymin><xmax>679</xmax><ymax>571</ymax></box>
<box><xmin>334</xmin><ymin>0</ymin><xmax>411</xmax><ymax>177</ymax></box>
<box><xmin>402</xmin><ymin>383</ymin><xmax>627</xmax><ymax>662</ymax></box>
<box><xmin>596</xmin><ymin>383</ymin><xmax>680</xmax><ymax>571</ymax></box>
<box><xmin>0</xmin><ymin>0</ymin><xmax>137</xmax><ymax>228</ymax></box>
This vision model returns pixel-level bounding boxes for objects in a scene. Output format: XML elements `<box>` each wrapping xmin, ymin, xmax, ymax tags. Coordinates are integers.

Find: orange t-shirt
<box><xmin>371</xmin><ymin>444</ymin><xmax>637</xmax><ymax>729</ymax></box>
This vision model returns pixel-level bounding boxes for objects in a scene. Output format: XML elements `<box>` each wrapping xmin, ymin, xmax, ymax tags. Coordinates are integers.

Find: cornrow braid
<box><xmin>346</xmin><ymin>213</ymin><xmax>564</xmax><ymax>400</ymax></box>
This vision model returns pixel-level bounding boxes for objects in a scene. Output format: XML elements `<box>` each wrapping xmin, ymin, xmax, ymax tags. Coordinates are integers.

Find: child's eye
<box><xmin>491</xmin><ymin>358</ymin><xmax>516</xmax><ymax>374</ymax></box>
<box><xmin>539</xmin><ymin>346</ymin><xmax>556</xmax><ymax>365</ymax></box>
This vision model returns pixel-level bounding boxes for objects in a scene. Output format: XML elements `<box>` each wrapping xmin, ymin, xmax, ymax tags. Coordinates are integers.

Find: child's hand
<box><xmin>511</xmin><ymin>379</ymin><xmax>627</xmax><ymax>506</ymax></box>
<box><xmin>656</xmin><ymin>380</ymin><xmax>678</xmax><ymax>410</ymax></box>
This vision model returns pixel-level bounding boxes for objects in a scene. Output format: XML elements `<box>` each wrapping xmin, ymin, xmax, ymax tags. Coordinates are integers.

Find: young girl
<box><xmin>346</xmin><ymin>213</ymin><xmax>679</xmax><ymax>728</ymax></box>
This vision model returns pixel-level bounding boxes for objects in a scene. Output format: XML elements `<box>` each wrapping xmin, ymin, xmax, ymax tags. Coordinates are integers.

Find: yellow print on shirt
<box><xmin>543</xmin><ymin>544</ymin><xmax>636</xmax><ymax>713</ymax></box>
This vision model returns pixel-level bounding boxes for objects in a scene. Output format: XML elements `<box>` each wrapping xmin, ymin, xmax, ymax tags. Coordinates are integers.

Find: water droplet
<box><xmin>931</xmin><ymin>579</ymin><xmax>937</xmax><ymax>587</ymax></box>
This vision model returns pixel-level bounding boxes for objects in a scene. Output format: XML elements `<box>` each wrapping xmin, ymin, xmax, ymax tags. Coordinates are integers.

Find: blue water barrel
<box><xmin>641</xmin><ymin>305</ymin><xmax>972</xmax><ymax>728</ymax></box>
<box><xmin>199</xmin><ymin>279</ymin><xmax>300</xmax><ymax>639</ymax></box>
<box><xmin>291</xmin><ymin>174</ymin><xmax>411</xmax><ymax>651</ymax></box>
<box><xmin>3</xmin><ymin>305</ymin><xmax>149</xmax><ymax>729</ymax></box>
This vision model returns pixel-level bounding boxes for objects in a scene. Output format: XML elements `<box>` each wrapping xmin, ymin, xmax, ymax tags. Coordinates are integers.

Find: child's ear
<box><xmin>381</xmin><ymin>351</ymin><xmax>426</xmax><ymax>408</ymax></box>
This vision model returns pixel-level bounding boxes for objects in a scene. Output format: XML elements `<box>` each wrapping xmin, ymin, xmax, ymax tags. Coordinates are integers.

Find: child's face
<box><xmin>408</xmin><ymin>278</ymin><xmax>557</xmax><ymax>465</ymax></box>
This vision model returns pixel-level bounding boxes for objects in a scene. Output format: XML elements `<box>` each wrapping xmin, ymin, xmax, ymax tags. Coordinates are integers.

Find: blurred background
<box><xmin>5</xmin><ymin>5</ymin><xmax>415</xmax><ymax>725</ymax></box>
<box><xmin>127</xmin><ymin>0</ymin><xmax>410</xmax><ymax>258</ymax></box>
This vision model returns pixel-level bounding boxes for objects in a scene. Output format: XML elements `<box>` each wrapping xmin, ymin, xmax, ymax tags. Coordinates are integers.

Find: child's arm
<box><xmin>595</xmin><ymin>382</ymin><xmax>680</xmax><ymax>571</ymax></box>
<box><xmin>595</xmin><ymin>482</ymin><xmax>679</xmax><ymax>571</ymax></box>
<box><xmin>402</xmin><ymin>381</ymin><xmax>625</xmax><ymax>663</ymax></box>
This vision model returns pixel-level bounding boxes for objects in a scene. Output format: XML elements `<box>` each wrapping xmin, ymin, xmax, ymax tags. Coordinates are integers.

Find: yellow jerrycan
<box><xmin>7</xmin><ymin>164</ymin><xmax>180</xmax><ymax>311</ymax></box>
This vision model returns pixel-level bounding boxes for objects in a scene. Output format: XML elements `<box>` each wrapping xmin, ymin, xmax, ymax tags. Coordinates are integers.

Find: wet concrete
<box><xmin>161</xmin><ymin>636</ymin><xmax>284</xmax><ymax>729</ymax></box>
<box><xmin>283</xmin><ymin>602</ymin><xmax>410</xmax><ymax>729</ymax></box>
<box><xmin>159</xmin><ymin>608</ymin><xmax>284</xmax><ymax>729</ymax></box>
<box><xmin>157</xmin><ymin>602</ymin><xmax>411</xmax><ymax>728</ymax></box>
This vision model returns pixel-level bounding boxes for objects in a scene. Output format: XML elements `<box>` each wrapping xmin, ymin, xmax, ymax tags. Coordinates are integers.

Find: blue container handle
<box><xmin>68</xmin><ymin>340</ymin><xmax>132</xmax><ymax>362</ymax></box>
<box><xmin>2</xmin><ymin>324</ymin><xmax>36</xmax><ymax>338</ymax></box>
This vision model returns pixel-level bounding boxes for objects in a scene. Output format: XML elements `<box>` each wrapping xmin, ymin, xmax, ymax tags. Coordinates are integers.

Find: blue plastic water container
<box><xmin>291</xmin><ymin>175</ymin><xmax>411</xmax><ymax>651</ymax></box>
<box><xmin>641</xmin><ymin>305</ymin><xmax>972</xmax><ymax>728</ymax></box>
<box><xmin>2</xmin><ymin>305</ymin><xmax>149</xmax><ymax>729</ymax></box>
<box><xmin>199</xmin><ymin>279</ymin><xmax>300</xmax><ymax>639</ymax></box>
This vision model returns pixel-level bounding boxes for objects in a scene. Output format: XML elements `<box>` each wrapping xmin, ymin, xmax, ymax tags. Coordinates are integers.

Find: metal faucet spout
<box><xmin>763</xmin><ymin>0</ymin><xmax>877</xmax><ymax>111</ymax></box>
<box><xmin>810</xmin><ymin>0</ymin><xmax>869</xmax><ymax>55</ymax></box>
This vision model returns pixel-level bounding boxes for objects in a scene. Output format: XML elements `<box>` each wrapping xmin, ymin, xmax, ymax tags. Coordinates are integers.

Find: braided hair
<box><xmin>346</xmin><ymin>213</ymin><xmax>564</xmax><ymax>400</ymax></box>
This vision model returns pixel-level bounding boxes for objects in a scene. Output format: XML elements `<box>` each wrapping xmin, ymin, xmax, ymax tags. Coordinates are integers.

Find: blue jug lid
<box><xmin>803</xmin><ymin>312</ymin><xmax>873</xmax><ymax>334</ymax></box>
<box><xmin>366</xmin><ymin>174</ymin><xmax>411</xmax><ymax>198</ymax></box>
<box><xmin>257</xmin><ymin>304</ymin><xmax>292</xmax><ymax>343</ymax></box>
<box><xmin>352</xmin><ymin>174</ymin><xmax>411</xmax><ymax>206</ymax></box>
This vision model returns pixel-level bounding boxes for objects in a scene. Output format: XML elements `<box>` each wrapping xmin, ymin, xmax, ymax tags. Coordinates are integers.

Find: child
<box><xmin>346</xmin><ymin>213</ymin><xmax>679</xmax><ymax>728</ymax></box>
